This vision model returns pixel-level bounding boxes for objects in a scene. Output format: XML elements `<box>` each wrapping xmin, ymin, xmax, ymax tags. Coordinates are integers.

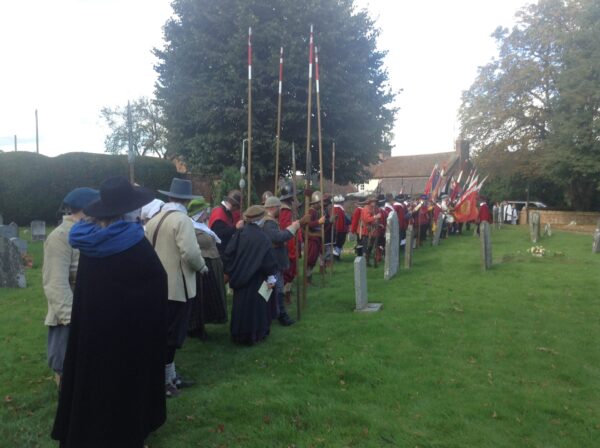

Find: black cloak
<box><xmin>223</xmin><ymin>223</ymin><xmax>277</xmax><ymax>345</ymax></box>
<box><xmin>51</xmin><ymin>239</ymin><xmax>168</xmax><ymax>448</ymax></box>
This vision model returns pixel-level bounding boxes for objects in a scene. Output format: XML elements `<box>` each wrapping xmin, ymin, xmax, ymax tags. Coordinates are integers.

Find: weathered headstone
<box><xmin>0</xmin><ymin>214</ymin><xmax>3</xmax><ymax>225</ymax></box>
<box><xmin>354</xmin><ymin>246</ymin><xmax>382</xmax><ymax>312</ymax></box>
<box><xmin>593</xmin><ymin>220</ymin><xmax>600</xmax><ymax>254</ymax></box>
<box><xmin>31</xmin><ymin>220</ymin><xmax>46</xmax><ymax>241</ymax></box>
<box><xmin>404</xmin><ymin>224</ymin><xmax>414</xmax><ymax>269</ymax></box>
<box><xmin>543</xmin><ymin>223</ymin><xmax>552</xmax><ymax>237</ymax></box>
<box><xmin>529</xmin><ymin>212</ymin><xmax>540</xmax><ymax>243</ymax></box>
<box><xmin>480</xmin><ymin>221</ymin><xmax>492</xmax><ymax>270</ymax></box>
<box><xmin>10</xmin><ymin>237</ymin><xmax>28</xmax><ymax>255</ymax></box>
<box><xmin>384</xmin><ymin>211</ymin><xmax>399</xmax><ymax>280</ymax></box>
<box><xmin>432</xmin><ymin>213</ymin><xmax>444</xmax><ymax>246</ymax></box>
<box><xmin>0</xmin><ymin>236</ymin><xmax>26</xmax><ymax>288</ymax></box>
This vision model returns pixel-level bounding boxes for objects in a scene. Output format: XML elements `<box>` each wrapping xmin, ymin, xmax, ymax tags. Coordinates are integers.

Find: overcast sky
<box><xmin>0</xmin><ymin>0</ymin><xmax>532</xmax><ymax>157</ymax></box>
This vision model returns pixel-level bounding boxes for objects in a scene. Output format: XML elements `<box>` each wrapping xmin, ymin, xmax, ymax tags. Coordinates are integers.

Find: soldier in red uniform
<box><xmin>209</xmin><ymin>190</ymin><xmax>243</xmax><ymax>257</ymax></box>
<box><xmin>359</xmin><ymin>196</ymin><xmax>382</xmax><ymax>267</ymax></box>
<box><xmin>476</xmin><ymin>195</ymin><xmax>492</xmax><ymax>235</ymax></box>
<box><xmin>279</xmin><ymin>184</ymin><xmax>302</xmax><ymax>303</ymax></box>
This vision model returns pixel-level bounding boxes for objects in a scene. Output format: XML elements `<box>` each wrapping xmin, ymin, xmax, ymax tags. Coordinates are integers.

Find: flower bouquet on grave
<box><xmin>527</xmin><ymin>245</ymin><xmax>546</xmax><ymax>257</ymax></box>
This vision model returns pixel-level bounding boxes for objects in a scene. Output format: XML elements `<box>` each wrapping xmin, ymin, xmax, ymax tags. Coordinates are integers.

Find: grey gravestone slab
<box><xmin>593</xmin><ymin>229</ymin><xmax>600</xmax><ymax>254</ymax></box>
<box><xmin>404</xmin><ymin>224</ymin><xmax>414</xmax><ymax>269</ymax></box>
<box><xmin>529</xmin><ymin>212</ymin><xmax>540</xmax><ymax>243</ymax></box>
<box><xmin>0</xmin><ymin>236</ymin><xmax>26</xmax><ymax>288</ymax></box>
<box><xmin>432</xmin><ymin>213</ymin><xmax>444</xmax><ymax>246</ymax></box>
<box><xmin>384</xmin><ymin>211</ymin><xmax>400</xmax><ymax>280</ymax></box>
<box><xmin>480</xmin><ymin>221</ymin><xmax>492</xmax><ymax>270</ymax></box>
<box><xmin>10</xmin><ymin>237</ymin><xmax>27</xmax><ymax>255</ymax></box>
<box><xmin>31</xmin><ymin>220</ymin><xmax>46</xmax><ymax>241</ymax></box>
<box><xmin>543</xmin><ymin>223</ymin><xmax>552</xmax><ymax>237</ymax></box>
<box><xmin>0</xmin><ymin>214</ymin><xmax>3</xmax><ymax>225</ymax></box>
<box><xmin>354</xmin><ymin>255</ymin><xmax>382</xmax><ymax>312</ymax></box>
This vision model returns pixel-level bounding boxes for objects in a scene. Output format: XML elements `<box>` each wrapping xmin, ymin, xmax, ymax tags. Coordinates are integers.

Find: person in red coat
<box><xmin>477</xmin><ymin>195</ymin><xmax>492</xmax><ymax>235</ymax></box>
<box><xmin>209</xmin><ymin>190</ymin><xmax>243</xmax><ymax>256</ymax></box>
<box><xmin>278</xmin><ymin>185</ymin><xmax>303</xmax><ymax>303</ymax></box>
<box><xmin>349</xmin><ymin>201</ymin><xmax>364</xmax><ymax>235</ymax></box>
<box><xmin>359</xmin><ymin>196</ymin><xmax>382</xmax><ymax>267</ymax></box>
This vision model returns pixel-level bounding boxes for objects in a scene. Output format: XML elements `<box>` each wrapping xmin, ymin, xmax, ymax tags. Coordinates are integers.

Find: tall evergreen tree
<box><xmin>154</xmin><ymin>0</ymin><xmax>396</xmax><ymax>187</ymax></box>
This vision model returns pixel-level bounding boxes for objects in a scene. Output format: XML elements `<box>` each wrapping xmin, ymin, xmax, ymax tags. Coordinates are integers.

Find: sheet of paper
<box><xmin>258</xmin><ymin>281</ymin><xmax>272</xmax><ymax>302</ymax></box>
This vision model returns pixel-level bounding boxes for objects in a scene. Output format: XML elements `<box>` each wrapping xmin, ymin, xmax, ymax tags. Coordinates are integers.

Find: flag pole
<box><xmin>247</xmin><ymin>27</ymin><xmax>253</xmax><ymax>208</ymax></box>
<box><xmin>330</xmin><ymin>141</ymin><xmax>335</xmax><ymax>278</ymax></box>
<box><xmin>302</xmin><ymin>25</ymin><xmax>314</xmax><ymax>311</ymax></box>
<box><xmin>291</xmin><ymin>142</ymin><xmax>301</xmax><ymax>321</ymax></box>
<box><xmin>315</xmin><ymin>45</ymin><xmax>325</xmax><ymax>285</ymax></box>
<box><xmin>274</xmin><ymin>47</ymin><xmax>284</xmax><ymax>195</ymax></box>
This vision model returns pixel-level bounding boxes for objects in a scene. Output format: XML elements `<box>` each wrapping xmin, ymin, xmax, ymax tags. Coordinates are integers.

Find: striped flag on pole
<box><xmin>279</xmin><ymin>46</ymin><xmax>283</xmax><ymax>94</ymax></box>
<box><xmin>248</xmin><ymin>27</ymin><xmax>252</xmax><ymax>80</ymax></box>
<box><xmin>308</xmin><ymin>25</ymin><xmax>314</xmax><ymax>79</ymax></box>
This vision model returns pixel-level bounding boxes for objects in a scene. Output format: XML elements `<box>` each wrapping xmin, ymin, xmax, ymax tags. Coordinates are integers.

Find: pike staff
<box><xmin>315</xmin><ymin>45</ymin><xmax>325</xmax><ymax>285</ymax></box>
<box><xmin>247</xmin><ymin>26</ymin><xmax>253</xmax><ymax>208</ymax></box>
<box><xmin>330</xmin><ymin>141</ymin><xmax>335</xmax><ymax>277</ymax></box>
<box><xmin>302</xmin><ymin>25</ymin><xmax>314</xmax><ymax>311</ymax></box>
<box><xmin>274</xmin><ymin>47</ymin><xmax>284</xmax><ymax>194</ymax></box>
<box><xmin>291</xmin><ymin>142</ymin><xmax>301</xmax><ymax>320</ymax></box>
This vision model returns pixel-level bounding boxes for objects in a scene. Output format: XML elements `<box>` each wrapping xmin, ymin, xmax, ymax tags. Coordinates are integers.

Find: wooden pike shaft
<box><xmin>247</xmin><ymin>27</ymin><xmax>253</xmax><ymax>208</ymax></box>
<box><xmin>274</xmin><ymin>47</ymin><xmax>283</xmax><ymax>195</ymax></box>
<box><xmin>330</xmin><ymin>141</ymin><xmax>335</xmax><ymax>277</ymax></box>
<box><xmin>291</xmin><ymin>142</ymin><xmax>301</xmax><ymax>321</ymax></box>
<box><xmin>302</xmin><ymin>25</ymin><xmax>314</xmax><ymax>311</ymax></box>
<box><xmin>315</xmin><ymin>45</ymin><xmax>325</xmax><ymax>285</ymax></box>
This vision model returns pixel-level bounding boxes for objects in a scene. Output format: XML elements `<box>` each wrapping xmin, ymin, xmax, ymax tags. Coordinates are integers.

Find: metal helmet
<box><xmin>279</xmin><ymin>183</ymin><xmax>295</xmax><ymax>201</ymax></box>
<box><xmin>310</xmin><ymin>190</ymin><xmax>322</xmax><ymax>204</ymax></box>
<box><xmin>261</xmin><ymin>190</ymin><xmax>273</xmax><ymax>204</ymax></box>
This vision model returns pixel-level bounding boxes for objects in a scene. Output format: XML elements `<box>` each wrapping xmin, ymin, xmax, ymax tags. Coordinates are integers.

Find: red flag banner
<box><xmin>453</xmin><ymin>190</ymin><xmax>478</xmax><ymax>223</ymax></box>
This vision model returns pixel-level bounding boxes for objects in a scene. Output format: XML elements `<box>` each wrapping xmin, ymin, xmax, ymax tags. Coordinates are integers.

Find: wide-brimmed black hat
<box><xmin>158</xmin><ymin>178</ymin><xmax>201</xmax><ymax>200</ymax></box>
<box><xmin>84</xmin><ymin>176</ymin><xmax>154</xmax><ymax>218</ymax></box>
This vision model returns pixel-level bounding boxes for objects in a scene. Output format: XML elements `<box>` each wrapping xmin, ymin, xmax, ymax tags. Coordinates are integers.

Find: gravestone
<box><xmin>543</xmin><ymin>223</ymin><xmax>552</xmax><ymax>237</ymax></box>
<box><xmin>404</xmin><ymin>224</ymin><xmax>414</xmax><ymax>269</ymax></box>
<box><xmin>480</xmin><ymin>221</ymin><xmax>492</xmax><ymax>270</ymax></box>
<box><xmin>354</xmin><ymin>246</ymin><xmax>382</xmax><ymax>313</ymax></box>
<box><xmin>384</xmin><ymin>211</ymin><xmax>399</xmax><ymax>280</ymax></box>
<box><xmin>31</xmin><ymin>220</ymin><xmax>46</xmax><ymax>241</ymax></box>
<box><xmin>0</xmin><ymin>214</ymin><xmax>3</xmax><ymax>225</ymax></box>
<box><xmin>593</xmin><ymin>220</ymin><xmax>600</xmax><ymax>253</ymax></box>
<box><xmin>432</xmin><ymin>213</ymin><xmax>444</xmax><ymax>246</ymax></box>
<box><xmin>0</xmin><ymin>236</ymin><xmax>26</xmax><ymax>288</ymax></box>
<box><xmin>10</xmin><ymin>237</ymin><xmax>27</xmax><ymax>255</ymax></box>
<box><xmin>529</xmin><ymin>212</ymin><xmax>540</xmax><ymax>243</ymax></box>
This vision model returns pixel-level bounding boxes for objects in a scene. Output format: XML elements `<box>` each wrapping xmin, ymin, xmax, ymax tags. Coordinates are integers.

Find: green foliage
<box><xmin>154</xmin><ymin>0</ymin><xmax>396</xmax><ymax>186</ymax></box>
<box><xmin>2</xmin><ymin>226</ymin><xmax>600</xmax><ymax>446</ymax></box>
<box><xmin>100</xmin><ymin>97</ymin><xmax>167</xmax><ymax>158</ymax></box>
<box><xmin>460</xmin><ymin>0</ymin><xmax>600</xmax><ymax>210</ymax></box>
<box><xmin>0</xmin><ymin>152</ymin><xmax>178</xmax><ymax>225</ymax></box>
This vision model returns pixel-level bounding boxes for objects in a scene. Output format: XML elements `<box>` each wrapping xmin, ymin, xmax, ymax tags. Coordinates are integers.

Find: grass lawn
<box><xmin>1</xmin><ymin>225</ymin><xmax>599</xmax><ymax>447</ymax></box>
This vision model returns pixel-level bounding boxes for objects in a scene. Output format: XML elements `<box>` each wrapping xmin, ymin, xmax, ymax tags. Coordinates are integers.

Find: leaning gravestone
<box><xmin>10</xmin><ymin>237</ymin><xmax>28</xmax><ymax>255</ymax></box>
<box><xmin>432</xmin><ymin>213</ymin><xmax>444</xmax><ymax>246</ymax></box>
<box><xmin>0</xmin><ymin>236</ymin><xmax>26</xmax><ymax>288</ymax></box>
<box><xmin>31</xmin><ymin>220</ymin><xmax>46</xmax><ymax>241</ymax></box>
<box><xmin>529</xmin><ymin>212</ymin><xmax>540</xmax><ymax>243</ymax></box>
<box><xmin>404</xmin><ymin>224</ymin><xmax>414</xmax><ymax>269</ymax></box>
<box><xmin>384</xmin><ymin>211</ymin><xmax>400</xmax><ymax>280</ymax></box>
<box><xmin>480</xmin><ymin>221</ymin><xmax>492</xmax><ymax>271</ymax></box>
<box><xmin>354</xmin><ymin>246</ymin><xmax>382</xmax><ymax>312</ymax></box>
<box><xmin>543</xmin><ymin>223</ymin><xmax>552</xmax><ymax>237</ymax></box>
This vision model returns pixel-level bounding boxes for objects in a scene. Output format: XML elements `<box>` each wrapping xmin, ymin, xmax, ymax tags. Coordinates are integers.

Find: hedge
<box><xmin>0</xmin><ymin>152</ymin><xmax>179</xmax><ymax>225</ymax></box>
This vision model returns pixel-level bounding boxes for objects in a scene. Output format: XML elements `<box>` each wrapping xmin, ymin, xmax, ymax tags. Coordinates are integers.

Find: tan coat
<box><xmin>146</xmin><ymin>208</ymin><xmax>206</xmax><ymax>302</ymax></box>
<box><xmin>43</xmin><ymin>216</ymin><xmax>78</xmax><ymax>326</ymax></box>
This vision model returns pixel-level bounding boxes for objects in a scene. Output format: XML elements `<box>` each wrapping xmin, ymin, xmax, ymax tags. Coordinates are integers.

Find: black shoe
<box><xmin>278</xmin><ymin>313</ymin><xmax>296</xmax><ymax>326</ymax></box>
<box><xmin>174</xmin><ymin>375</ymin><xmax>196</xmax><ymax>389</ymax></box>
<box><xmin>165</xmin><ymin>383</ymin><xmax>179</xmax><ymax>398</ymax></box>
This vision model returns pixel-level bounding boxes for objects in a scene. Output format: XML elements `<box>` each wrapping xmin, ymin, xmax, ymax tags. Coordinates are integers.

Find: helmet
<box><xmin>261</xmin><ymin>191</ymin><xmax>273</xmax><ymax>205</ymax></box>
<box><xmin>310</xmin><ymin>191</ymin><xmax>322</xmax><ymax>204</ymax></box>
<box><xmin>279</xmin><ymin>183</ymin><xmax>295</xmax><ymax>201</ymax></box>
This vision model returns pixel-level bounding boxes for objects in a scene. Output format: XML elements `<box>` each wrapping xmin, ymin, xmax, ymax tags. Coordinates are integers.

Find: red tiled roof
<box><xmin>371</xmin><ymin>152</ymin><xmax>459</xmax><ymax>178</ymax></box>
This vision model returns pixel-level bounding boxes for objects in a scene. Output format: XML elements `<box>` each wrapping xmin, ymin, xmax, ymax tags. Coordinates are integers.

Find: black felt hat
<box><xmin>158</xmin><ymin>178</ymin><xmax>201</xmax><ymax>200</ymax></box>
<box><xmin>84</xmin><ymin>176</ymin><xmax>154</xmax><ymax>218</ymax></box>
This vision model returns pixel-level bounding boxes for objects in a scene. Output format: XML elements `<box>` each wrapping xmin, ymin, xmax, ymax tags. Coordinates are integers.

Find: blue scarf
<box><xmin>69</xmin><ymin>220</ymin><xmax>145</xmax><ymax>258</ymax></box>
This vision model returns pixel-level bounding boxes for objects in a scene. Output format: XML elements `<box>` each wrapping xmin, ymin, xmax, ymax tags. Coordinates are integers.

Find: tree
<box><xmin>100</xmin><ymin>97</ymin><xmax>168</xmax><ymax>158</ymax></box>
<box><xmin>154</xmin><ymin>0</ymin><xmax>396</xmax><ymax>188</ymax></box>
<box><xmin>459</xmin><ymin>0</ymin><xmax>575</xmax><ymax>206</ymax></box>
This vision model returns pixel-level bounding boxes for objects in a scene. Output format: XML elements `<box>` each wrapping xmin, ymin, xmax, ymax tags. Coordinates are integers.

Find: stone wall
<box><xmin>519</xmin><ymin>209</ymin><xmax>600</xmax><ymax>226</ymax></box>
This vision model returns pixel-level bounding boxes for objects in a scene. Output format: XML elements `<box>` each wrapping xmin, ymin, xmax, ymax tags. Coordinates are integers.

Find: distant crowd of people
<box><xmin>42</xmin><ymin>175</ymin><xmax>500</xmax><ymax>447</ymax></box>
